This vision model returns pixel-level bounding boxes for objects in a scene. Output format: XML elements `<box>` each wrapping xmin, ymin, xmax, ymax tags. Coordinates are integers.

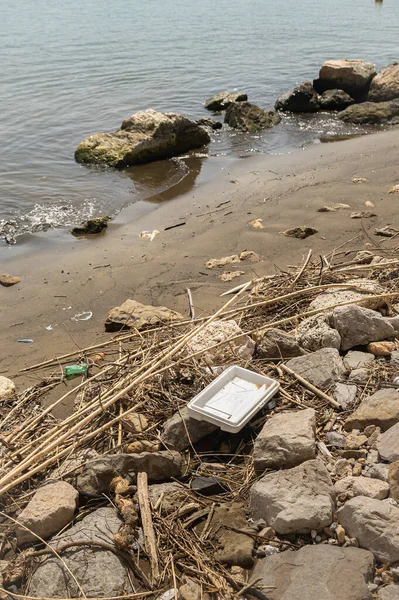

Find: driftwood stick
<box><xmin>280</xmin><ymin>364</ymin><xmax>340</xmax><ymax>409</ymax></box>
<box><xmin>137</xmin><ymin>472</ymin><xmax>160</xmax><ymax>584</ymax></box>
<box><xmin>291</xmin><ymin>249</ymin><xmax>312</xmax><ymax>286</ymax></box>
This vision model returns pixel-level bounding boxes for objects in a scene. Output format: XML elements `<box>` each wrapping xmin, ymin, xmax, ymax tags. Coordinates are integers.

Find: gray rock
<box><xmin>250</xmin><ymin>459</ymin><xmax>335</xmax><ymax>534</ymax></box>
<box><xmin>16</xmin><ymin>481</ymin><xmax>78</xmax><ymax>545</ymax></box>
<box><xmin>75</xmin><ymin>109</ymin><xmax>210</xmax><ymax>168</ymax></box>
<box><xmin>389</xmin><ymin>461</ymin><xmax>399</xmax><ymax>502</ymax></box>
<box><xmin>297</xmin><ymin>314</ymin><xmax>341</xmax><ymax>352</ymax></box>
<box><xmin>377</xmin><ymin>423</ymin><xmax>399</xmax><ymax>463</ymax></box>
<box><xmin>319</xmin><ymin>89</ymin><xmax>355</xmax><ymax>110</ymax></box>
<box><xmin>161</xmin><ymin>407</ymin><xmax>218</xmax><ymax>451</ymax></box>
<box><xmin>339</xmin><ymin>100</ymin><xmax>399</xmax><ymax>125</ymax></box>
<box><xmin>365</xmin><ymin>463</ymin><xmax>391</xmax><ymax>483</ymax></box>
<box><xmin>255</xmin><ymin>328</ymin><xmax>305</xmax><ymax>359</ymax></box>
<box><xmin>307</xmin><ymin>279</ymin><xmax>386</xmax><ymax>313</ymax></box>
<box><xmin>224</xmin><ymin>101</ymin><xmax>281</xmax><ymax>133</ymax></box>
<box><xmin>28</xmin><ymin>508</ymin><xmax>136</xmax><ymax>598</ymax></box>
<box><xmin>249</xmin><ymin>545</ymin><xmax>374</xmax><ymax>600</ymax></box>
<box><xmin>76</xmin><ymin>451</ymin><xmax>182</xmax><ymax>496</ymax></box>
<box><xmin>253</xmin><ymin>408</ymin><xmax>316</xmax><ymax>472</ymax></box>
<box><xmin>326</xmin><ymin>431</ymin><xmax>347</xmax><ymax>448</ymax></box>
<box><xmin>204</xmin><ymin>91</ymin><xmax>248</xmax><ymax>111</ymax></box>
<box><xmin>275</xmin><ymin>81</ymin><xmax>319</xmax><ymax>113</ymax></box>
<box><xmin>344</xmin><ymin>351</ymin><xmax>375</xmax><ymax>371</ymax></box>
<box><xmin>348</xmin><ymin>368</ymin><xmax>369</xmax><ymax>382</ymax></box>
<box><xmin>390</xmin><ymin>350</ymin><xmax>399</xmax><ymax>365</ymax></box>
<box><xmin>179</xmin><ymin>577</ymin><xmax>211</xmax><ymax>600</ymax></box>
<box><xmin>334</xmin><ymin>383</ymin><xmax>358</xmax><ymax>409</ymax></box>
<box><xmin>207</xmin><ymin>502</ymin><xmax>255</xmax><ymax>568</ymax></box>
<box><xmin>337</xmin><ymin>496</ymin><xmax>399</xmax><ymax>562</ymax></box>
<box><xmin>345</xmin><ymin>388</ymin><xmax>399</xmax><ymax>432</ymax></box>
<box><xmin>334</xmin><ymin>476</ymin><xmax>389</xmax><ymax>500</ymax></box>
<box><xmin>332</xmin><ymin>305</ymin><xmax>394</xmax><ymax>351</ymax></box>
<box><xmin>147</xmin><ymin>482</ymin><xmax>189</xmax><ymax>515</ymax></box>
<box><xmin>378</xmin><ymin>585</ymin><xmax>399</xmax><ymax>600</ymax></box>
<box><xmin>286</xmin><ymin>348</ymin><xmax>346</xmax><ymax>389</ymax></box>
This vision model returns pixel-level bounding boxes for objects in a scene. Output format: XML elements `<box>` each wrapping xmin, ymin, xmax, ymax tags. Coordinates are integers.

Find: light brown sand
<box><xmin>1</xmin><ymin>128</ymin><xmax>399</xmax><ymax>385</ymax></box>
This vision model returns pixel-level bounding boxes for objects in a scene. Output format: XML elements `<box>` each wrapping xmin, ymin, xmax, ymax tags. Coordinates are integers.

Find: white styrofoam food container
<box><xmin>187</xmin><ymin>365</ymin><xmax>280</xmax><ymax>433</ymax></box>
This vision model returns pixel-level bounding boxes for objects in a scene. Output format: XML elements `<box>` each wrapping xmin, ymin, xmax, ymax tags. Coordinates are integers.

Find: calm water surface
<box><xmin>1</xmin><ymin>0</ymin><xmax>398</xmax><ymax>240</ymax></box>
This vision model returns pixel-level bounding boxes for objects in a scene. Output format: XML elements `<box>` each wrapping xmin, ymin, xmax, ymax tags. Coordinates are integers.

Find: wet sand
<box><xmin>1</xmin><ymin>128</ymin><xmax>399</xmax><ymax>387</ymax></box>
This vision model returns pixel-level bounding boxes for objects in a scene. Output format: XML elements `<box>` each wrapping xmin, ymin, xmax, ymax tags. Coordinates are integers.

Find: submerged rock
<box><xmin>71</xmin><ymin>216</ymin><xmax>111</xmax><ymax>236</ymax></box>
<box><xmin>275</xmin><ymin>81</ymin><xmax>319</xmax><ymax>113</ymax></box>
<box><xmin>319</xmin><ymin>88</ymin><xmax>355</xmax><ymax>110</ymax></box>
<box><xmin>204</xmin><ymin>91</ymin><xmax>247</xmax><ymax>111</ymax></box>
<box><xmin>28</xmin><ymin>508</ymin><xmax>137</xmax><ymax>598</ymax></box>
<box><xmin>369</xmin><ymin>63</ymin><xmax>399</xmax><ymax>102</ymax></box>
<box><xmin>249</xmin><ymin>545</ymin><xmax>374</xmax><ymax>600</ymax></box>
<box><xmin>196</xmin><ymin>117</ymin><xmax>223</xmax><ymax>130</ymax></box>
<box><xmin>339</xmin><ymin>99</ymin><xmax>399</xmax><ymax>125</ymax></box>
<box><xmin>314</xmin><ymin>59</ymin><xmax>376</xmax><ymax>101</ymax></box>
<box><xmin>75</xmin><ymin>109</ymin><xmax>210</xmax><ymax>168</ymax></box>
<box><xmin>105</xmin><ymin>299</ymin><xmax>182</xmax><ymax>332</ymax></box>
<box><xmin>224</xmin><ymin>101</ymin><xmax>281</xmax><ymax>133</ymax></box>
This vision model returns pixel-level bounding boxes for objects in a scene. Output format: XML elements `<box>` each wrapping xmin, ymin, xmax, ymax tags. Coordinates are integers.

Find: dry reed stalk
<box><xmin>0</xmin><ymin>591</ymin><xmax>154</xmax><ymax>600</ymax></box>
<box><xmin>280</xmin><ymin>364</ymin><xmax>340</xmax><ymax>409</ymax></box>
<box><xmin>0</xmin><ymin>283</ymin><xmax>251</xmax><ymax>495</ymax></box>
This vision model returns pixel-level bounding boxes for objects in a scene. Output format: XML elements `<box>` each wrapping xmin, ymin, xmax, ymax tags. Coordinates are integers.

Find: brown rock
<box><xmin>255</xmin><ymin>328</ymin><xmax>305</xmax><ymax>359</ymax></box>
<box><xmin>121</xmin><ymin>412</ymin><xmax>148</xmax><ymax>433</ymax></box>
<box><xmin>105</xmin><ymin>299</ymin><xmax>182</xmax><ymax>332</ymax></box>
<box><xmin>389</xmin><ymin>461</ymin><xmax>399</xmax><ymax>502</ymax></box>
<box><xmin>204</xmin><ymin>91</ymin><xmax>248</xmax><ymax>111</ymax></box>
<box><xmin>207</xmin><ymin>502</ymin><xmax>255</xmax><ymax>568</ymax></box>
<box><xmin>314</xmin><ymin>59</ymin><xmax>376</xmax><ymax>101</ymax></box>
<box><xmin>367</xmin><ymin>341</ymin><xmax>396</xmax><ymax>356</ymax></box>
<box><xmin>377</xmin><ymin>423</ymin><xmax>399</xmax><ymax>462</ymax></box>
<box><xmin>0</xmin><ymin>274</ymin><xmax>21</xmax><ymax>287</ymax></box>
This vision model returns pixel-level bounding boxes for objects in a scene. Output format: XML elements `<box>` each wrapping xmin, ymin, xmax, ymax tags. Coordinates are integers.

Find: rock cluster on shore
<box><xmin>4</xmin><ymin>254</ymin><xmax>399</xmax><ymax>599</ymax></box>
<box><xmin>275</xmin><ymin>59</ymin><xmax>399</xmax><ymax>125</ymax></box>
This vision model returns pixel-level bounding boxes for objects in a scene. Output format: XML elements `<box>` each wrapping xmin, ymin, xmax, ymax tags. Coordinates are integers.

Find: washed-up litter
<box><xmin>219</xmin><ymin>270</ymin><xmax>245</xmax><ymax>282</ymax></box>
<box><xmin>187</xmin><ymin>366</ymin><xmax>279</xmax><ymax>433</ymax></box>
<box><xmin>375</xmin><ymin>226</ymin><xmax>399</xmax><ymax>237</ymax></box>
<box><xmin>139</xmin><ymin>229</ymin><xmax>160</xmax><ymax>241</ymax></box>
<box><xmin>248</xmin><ymin>218</ymin><xmax>265</xmax><ymax>230</ymax></box>
<box><xmin>17</xmin><ymin>339</ymin><xmax>33</xmax><ymax>343</ymax></box>
<box><xmin>206</xmin><ymin>250</ymin><xmax>260</xmax><ymax>269</ymax></box>
<box><xmin>71</xmin><ymin>311</ymin><xmax>92</xmax><ymax>321</ymax></box>
<box><xmin>318</xmin><ymin>203</ymin><xmax>350</xmax><ymax>212</ymax></box>
<box><xmin>64</xmin><ymin>364</ymin><xmax>88</xmax><ymax>379</ymax></box>
<box><xmin>164</xmin><ymin>222</ymin><xmax>186</xmax><ymax>231</ymax></box>
<box><xmin>350</xmin><ymin>211</ymin><xmax>377</xmax><ymax>219</ymax></box>
<box><xmin>45</xmin><ymin>325</ymin><xmax>55</xmax><ymax>331</ymax></box>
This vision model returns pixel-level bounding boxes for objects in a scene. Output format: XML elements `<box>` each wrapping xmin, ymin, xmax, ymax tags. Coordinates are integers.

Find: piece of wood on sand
<box><xmin>137</xmin><ymin>471</ymin><xmax>160</xmax><ymax>584</ymax></box>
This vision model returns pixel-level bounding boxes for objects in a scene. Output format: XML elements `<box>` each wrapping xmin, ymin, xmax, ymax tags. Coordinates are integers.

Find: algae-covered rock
<box><xmin>224</xmin><ymin>102</ymin><xmax>281</xmax><ymax>133</ymax></box>
<box><xmin>75</xmin><ymin>109</ymin><xmax>210</xmax><ymax>168</ymax></box>
<box><xmin>275</xmin><ymin>81</ymin><xmax>319</xmax><ymax>113</ymax></box>
<box><xmin>339</xmin><ymin>99</ymin><xmax>399</xmax><ymax>125</ymax></box>
<box><xmin>71</xmin><ymin>216</ymin><xmax>110</xmax><ymax>236</ymax></box>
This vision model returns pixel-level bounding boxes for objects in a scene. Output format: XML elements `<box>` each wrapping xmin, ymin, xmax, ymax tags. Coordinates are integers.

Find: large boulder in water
<box><xmin>204</xmin><ymin>91</ymin><xmax>247</xmax><ymax>111</ymax></box>
<box><xmin>319</xmin><ymin>89</ymin><xmax>355</xmax><ymax>111</ymax></box>
<box><xmin>224</xmin><ymin>101</ymin><xmax>281</xmax><ymax>133</ymax></box>
<box><xmin>369</xmin><ymin>63</ymin><xmax>399</xmax><ymax>102</ymax></box>
<box><xmin>314</xmin><ymin>59</ymin><xmax>376</xmax><ymax>102</ymax></box>
<box><xmin>275</xmin><ymin>81</ymin><xmax>319</xmax><ymax>113</ymax></box>
<box><xmin>338</xmin><ymin>99</ymin><xmax>399</xmax><ymax>125</ymax></box>
<box><xmin>75</xmin><ymin>109</ymin><xmax>210</xmax><ymax>168</ymax></box>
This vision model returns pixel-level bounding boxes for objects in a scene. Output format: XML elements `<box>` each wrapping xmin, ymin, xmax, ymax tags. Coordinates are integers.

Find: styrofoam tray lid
<box><xmin>187</xmin><ymin>365</ymin><xmax>279</xmax><ymax>431</ymax></box>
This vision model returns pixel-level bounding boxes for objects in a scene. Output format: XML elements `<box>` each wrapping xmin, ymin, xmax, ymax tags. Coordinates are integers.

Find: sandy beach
<box><xmin>1</xmin><ymin>127</ymin><xmax>399</xmax><ymax>384</ymax></box>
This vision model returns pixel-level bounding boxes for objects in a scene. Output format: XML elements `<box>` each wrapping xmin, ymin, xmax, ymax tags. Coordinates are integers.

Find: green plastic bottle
<box><xmin>64</xmin><ymin>364</ymin><xmax>88</xmax><ymax>379</ymax></box>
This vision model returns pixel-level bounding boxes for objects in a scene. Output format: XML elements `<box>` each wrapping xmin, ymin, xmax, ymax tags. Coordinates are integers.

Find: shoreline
<box><xmin>1</xmin><ymin>127</ymin><xmax>399</xmax><ymax>383</ymax></box>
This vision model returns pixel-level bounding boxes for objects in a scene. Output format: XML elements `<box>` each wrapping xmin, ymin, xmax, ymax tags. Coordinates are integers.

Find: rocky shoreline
<box><xmin>3</xmin><ymin>246</ymin><xmax>399</xmax><ymax>598</ymax></box>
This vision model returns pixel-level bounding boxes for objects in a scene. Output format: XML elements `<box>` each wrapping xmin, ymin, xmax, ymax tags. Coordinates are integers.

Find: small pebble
<box><xmin>336</xmin><ymin>524</ymin><xmax>346</xmax><ymax>544</ymax></box>
<box><xmin>352</xmin><ymin>463</ymin><xmax>363</xmax><ymax>476</ymax></box>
